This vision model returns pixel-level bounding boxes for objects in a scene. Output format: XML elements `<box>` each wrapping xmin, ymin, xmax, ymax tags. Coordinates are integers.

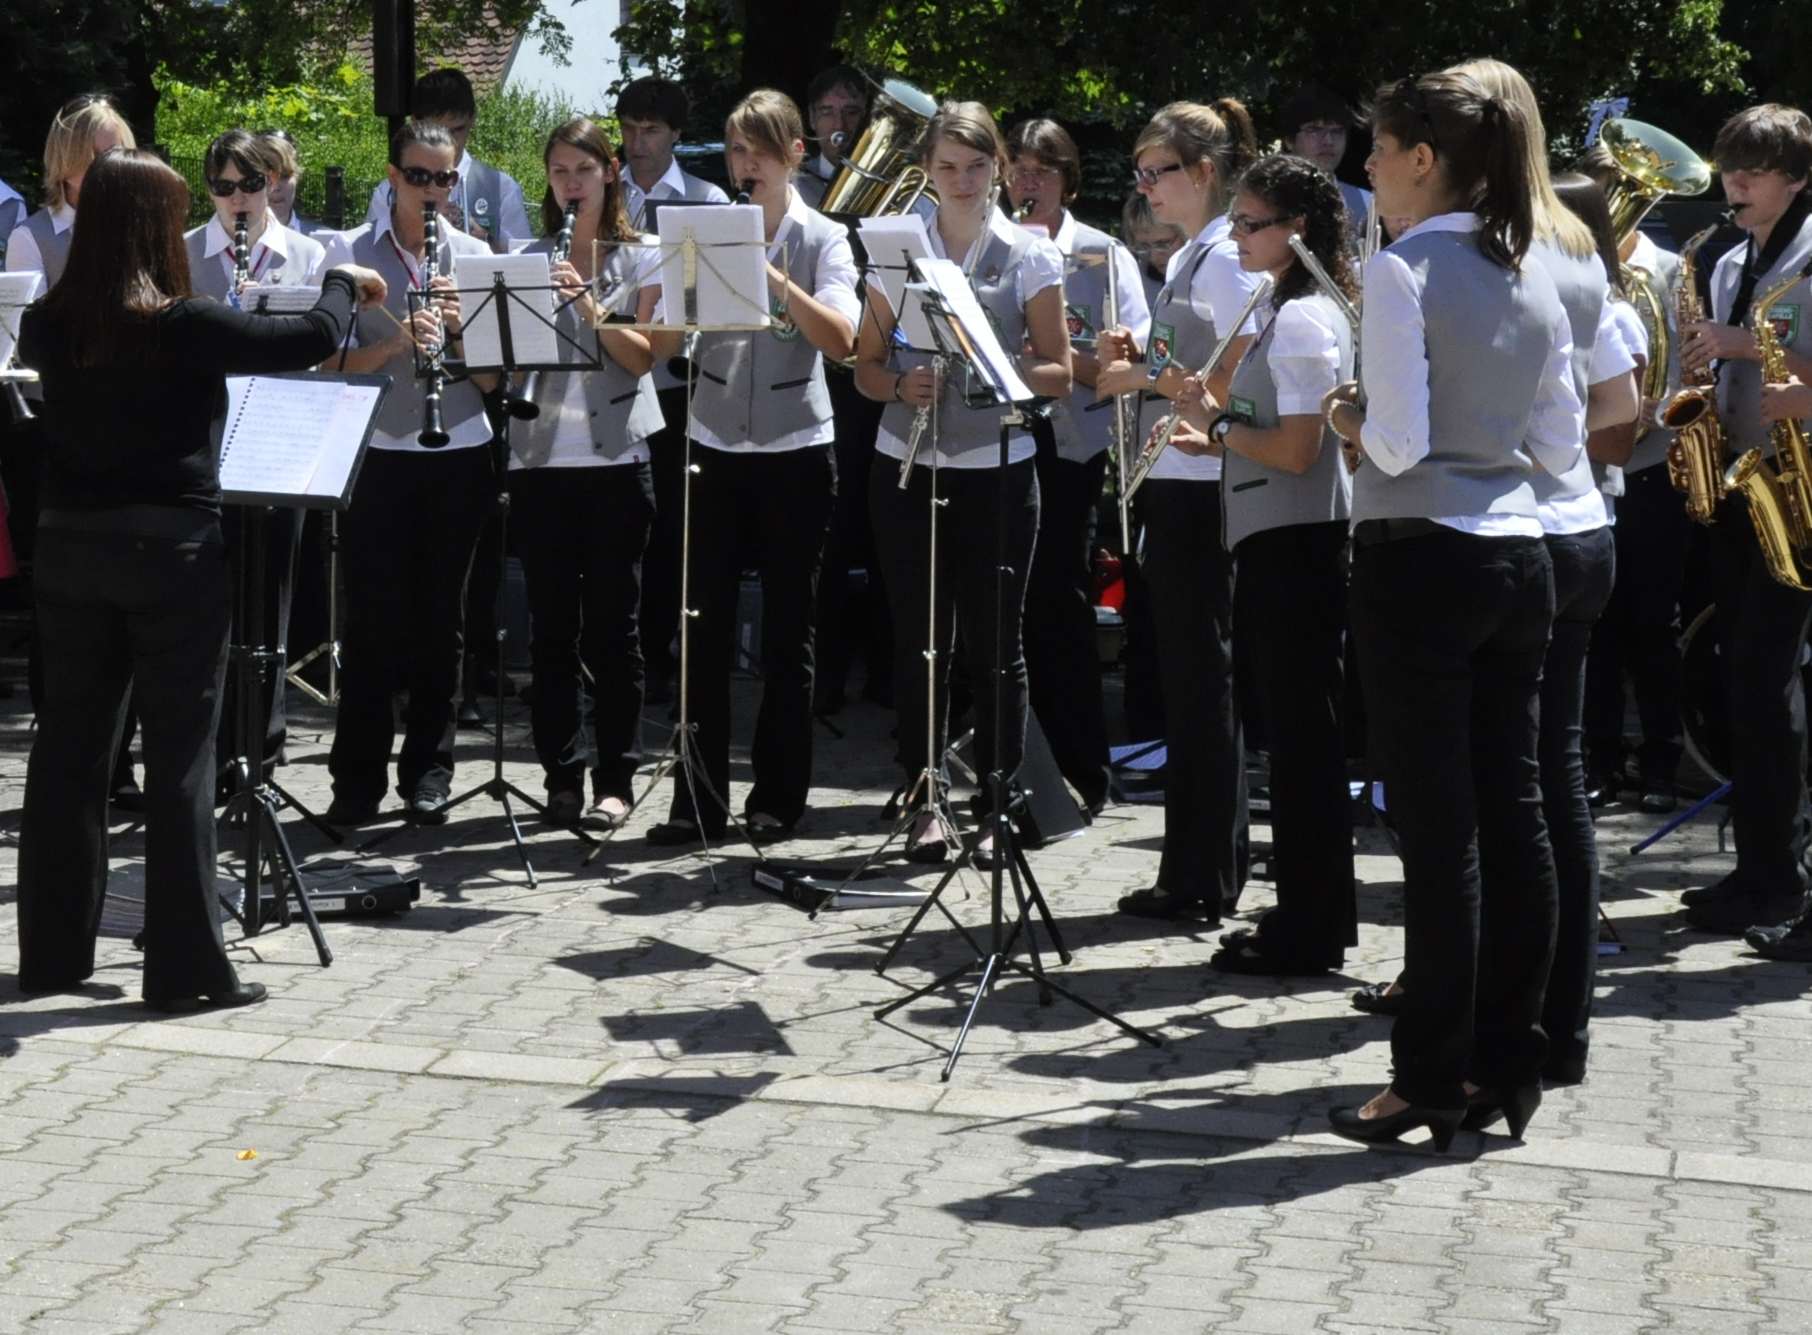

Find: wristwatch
<box><xmin>1208</xmin><ymin>412</ymin><xmax>1235</xmax><ymax>448</ymax></box>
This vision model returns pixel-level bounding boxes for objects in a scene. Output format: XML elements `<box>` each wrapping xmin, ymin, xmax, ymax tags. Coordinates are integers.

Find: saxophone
<box><xmin>1723</xmin><ymin>272</ymin><xmax>1812</xmax><ymax>591</ymax></box>
<box><xmin>1660</xmin><ymin>223</ymin><xmax>1728</xmax><ymax>524</ymax></box>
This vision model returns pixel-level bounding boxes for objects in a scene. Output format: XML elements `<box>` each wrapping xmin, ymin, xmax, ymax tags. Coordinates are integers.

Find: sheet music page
<box><xmin>219</xmin><ymin>378</ymin><xmax>323</xmax><ymax>494</ymax></box>
<box><xmin>655</xmin><ymin>203</ymin><xmax>768</xmax><ymax>329</ymax></box>
<box><xmin>306</xmin><ymin>380</ymin><xmax>387</xmax><ymax>499</ymax></box>
<box><xmin>0</xmin><ymin>271</ymin><xmax>44</xmax><ymax>367</ymax></box>
<box><xmin>247</xmin><ymin>284</ymin><xmax>322</xmax><ymax>315</ymax></box>
<box><xmin>856</xmin><ymin>215</ymin><xmax>934</xmax><ymax>349</ymax></box>
<box><xmin>454</xmin><ymin>253</ymin><xmax>560</xmax><ymax>368</ymax></box>
<box><xmin>915</xmin><ymin>257</ymin><xmax>1035</xmax><ymax>404</ymax></box>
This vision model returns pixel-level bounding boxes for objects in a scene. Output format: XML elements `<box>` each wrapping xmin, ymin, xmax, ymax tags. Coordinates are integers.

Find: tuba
<box><xmin>1660</xmin><ymin>222</ymin><xmax>1730</xmax><ymax>523</ymax></box>
<box><xmin>821</xmin><ymin>77</ymin><xmax>940</xmax><ymax>217</ymax></box>
<box><xmin>1723</xmin><ymin>273</ymin><xmax>1812</xmax><ymax>590</ymax></box>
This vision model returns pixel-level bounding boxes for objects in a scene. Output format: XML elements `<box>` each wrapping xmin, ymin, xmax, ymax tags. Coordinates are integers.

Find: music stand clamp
<box><xmin>869</xmin><ymin>275</ymin><xmax>1160</xmax><ymax>1080</ymax></box>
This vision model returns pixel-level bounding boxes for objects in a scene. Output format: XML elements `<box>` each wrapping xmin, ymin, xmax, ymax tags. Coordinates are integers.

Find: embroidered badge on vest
<box><xmin>1770</xmin><ymin>303</ymin><xmax>1801</xmax><ymax>347</ymax></box>
<box><xmin>1065</xmin><ymin>303</ymin><xmax>1095</xmax><ymax>343</ymax></box>
<box><xmin>1148</xmin><ymin>322</ymin><xmax>1176</xmax><ymax>373</ymax></box>
<box><xmin>769</xmin><ymin>294</ymin><xmax>801</xmax><ymax>341</ymax></box>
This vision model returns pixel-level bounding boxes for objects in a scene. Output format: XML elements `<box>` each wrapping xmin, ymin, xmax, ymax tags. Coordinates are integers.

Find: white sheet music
<box><xmin>911</xmin><ymin>257</ymin><xmax>1034</xmax><ymax>404</ymax></box>
<box><xmin>247</xmin><ymin>284</ymin><xmax>322</xmax><ymax>315</ymax></box>
<box><xmin>454</xmin><ymin>253</ymin><xmax>561</xmax><ymax>368</ymax></box>
<box><xmin>655</xmin><ymin>203</ymin><xmax>769</xmax><ymax>330</ymax></box>
<box><xmin>0</xmin><ymin>271</ymin><xmax>44</xmax><ymax>368</ymax></box>
<box><xmin>220</xmin><ymin>375</ymin><xmax>386</xmax><ymax>504</ymax></box>
<box><xmin>856</xmin><ymin>214</ymin><xmax>935</xmax><ymax>350</ymax></box>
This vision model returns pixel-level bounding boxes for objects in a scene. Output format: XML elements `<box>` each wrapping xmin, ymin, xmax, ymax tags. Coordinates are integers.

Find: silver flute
<box><xmin>1286</xmin><ymin>234</ymin><xmax>1364</xmax><ymax>406</ymax></box>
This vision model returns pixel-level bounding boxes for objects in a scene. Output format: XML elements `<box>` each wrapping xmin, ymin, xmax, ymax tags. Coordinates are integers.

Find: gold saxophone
<box><xmin>1660</xmin><ymin>224</ymin><xmax>1729</xmax><ymax>524</ymax></box>
<box><xmin>1723</xmin><ymin>272</ymin><xmax>1812</xmax><ymax>591</ymax></box>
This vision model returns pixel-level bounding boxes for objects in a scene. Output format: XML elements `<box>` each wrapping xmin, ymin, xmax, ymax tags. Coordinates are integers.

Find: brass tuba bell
<box><xmin>820</xmin><ymin>76</ymin><xmax>941</xmax><ymax>217</ymax></box>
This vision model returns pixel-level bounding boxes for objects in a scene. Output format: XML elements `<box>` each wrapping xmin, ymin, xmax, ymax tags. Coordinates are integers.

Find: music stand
<box><xmin>357</xmin><ymin>257</ymin><xmax>605</xmax><ymax>885</ymax></box>
<box><xmin>218</xmin><ymin>370</ymin><xmax>391</xmax><ymax>966</ymax></box>
<box><xmin>579</xmin><ymin>211</ymin><xmax>775</xmax><ymax>882</ymax></box>
<box><xmin>866</xmin><ymin>262</ymin><xmax>1160</xmax><ymax>1079</ymax></box>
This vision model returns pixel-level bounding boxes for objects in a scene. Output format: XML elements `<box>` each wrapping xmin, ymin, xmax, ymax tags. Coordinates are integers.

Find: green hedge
<box><xmin>154</xmin><ymin>63</ymin><xmax>587</xmax><ymax>232</ymax></box>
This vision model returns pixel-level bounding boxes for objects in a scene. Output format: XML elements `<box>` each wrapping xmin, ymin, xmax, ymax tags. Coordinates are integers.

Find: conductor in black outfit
<box><xmin>12</xmin><ymin>148</ymin><xmax>384</xmax><ymax>1011</ymax></box>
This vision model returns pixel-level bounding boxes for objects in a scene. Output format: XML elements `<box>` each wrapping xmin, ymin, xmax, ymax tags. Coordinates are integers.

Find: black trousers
<box><xmin>329</xmin><ymin>446</ymin><xmax>491</xmax><ymax>806</ymax></box>
<box><xmin>871</xmin><ymin>455</ymin><xmax>1039</xmax><ymax>790</ymax></box>
<box><xmin>1139</xmin><ymin>478</ymin><xmax>1246</xmax><ymax>909</ymax></box>
<box><xmin>1350</xmin><ymin>524</ymin><xmax>1557</xmax><ymax>1107</ymax></box>
<box><xmin>671</xmin><ymin>445</ymin><xmax>835</xmax><ymax>831</ymax></box>
<box><xmin>1234</xmin><ymin>521</ymin><xmax>1355</xmax><ymax>958</ymax></box>
<box><xmin>1583</xmin><ymin>464</ymin><xmax>1689</xmax><ymax>780</ymax></box>
<box><xmin>1710</xmin><ymin>492</ymin><xmax>1812</xmax><ymax>886</ymax></box>
<box><xmin>1025</xmin><ymin>439</ymin><xmax>1111</xmax><ymax>808</ymax></box>
<box><xmin>1539</xmin><ymin>525</ymin><xmax>1617</xmax><ymax>1074</ymax></box>
<box><xmin>816</xmin><ymin>367</ymin><xmax>891</xmax><ymax>704</ymax></box>
<box><xmin>19</xmin><ymin>523</ymin><xmax>236</xmax><ymax>1000</ymax></box>
<box><xmin>639</xmin><ymin>385</ymin><xmax>690</xmax><ymax>679</ymax></box>
<box><xmin>508</xmin><ymin>464</ymin><xmax>654</xmax><ymax>801</ymax></box>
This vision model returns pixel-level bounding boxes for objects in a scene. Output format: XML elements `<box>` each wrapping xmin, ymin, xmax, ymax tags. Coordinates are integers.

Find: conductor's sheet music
<box><xmin>220</xmin><ymin>375</ymin><xmax>385</xmax><ymax>506</ymax></box>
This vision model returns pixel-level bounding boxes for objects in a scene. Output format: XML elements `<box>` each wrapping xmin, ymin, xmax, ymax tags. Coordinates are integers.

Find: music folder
<box><xmin>219</xmin><ymin>371</ymin><xmax>390</xmax><ymax>509</ymax></box>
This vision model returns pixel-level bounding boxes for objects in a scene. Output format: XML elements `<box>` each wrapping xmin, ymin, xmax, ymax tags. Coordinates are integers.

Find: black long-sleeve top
<box><xmin>18</xmin><ymin>271</ymin><xmax>358</xmax><ymax>513</ymax></box>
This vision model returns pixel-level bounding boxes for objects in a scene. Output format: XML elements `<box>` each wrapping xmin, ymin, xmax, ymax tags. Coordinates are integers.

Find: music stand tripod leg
<box><xmin>258</xmin><ymin>793</ymin><xmax>333</xmax><ymax>965</ymax></box>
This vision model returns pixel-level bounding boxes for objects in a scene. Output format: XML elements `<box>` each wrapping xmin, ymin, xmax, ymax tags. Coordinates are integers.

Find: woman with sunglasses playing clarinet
<box><xmin>1170</xmin><ymin>153</ymin><xmax>1358</xmax><ymax>976</ymax></box>
<box><xmin>184</xmin><ymin>130</ymin><xmax>326</xmax><ymax>303</ymax></box>
<box><xmin>1322</xmin><ymin>72</ymin><xmax>1584</xmax><ymax>1149</ymax></box>
<box><xmin>508</xmin><ymin>117</ymin><xmax>661</xmax><ymax>835</ymax></box>
<box><xmin>1094</xmin><ymin>98</ymin><xmax>1262</xmax><ymax>926</ymax></box>
<box><xmin>317</xmin><ymin>119</ymin><xmax>498</xmax><ymax>827</ymax></box>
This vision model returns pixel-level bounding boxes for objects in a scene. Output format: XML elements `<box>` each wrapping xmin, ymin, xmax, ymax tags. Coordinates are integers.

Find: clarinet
<box><xmin>418</xmin><ymin>203</ymin><xmax>451</xmax><ymax>447</ymax></box>
<box><xmin>229</xmin><ymin>211</ymin><xmax>250</xmax><ymax>311</ymax></box>
<box><xmin>512</xmin><ymin>200</ymin><xmax>579</xmax><ymax>422</ymax></box>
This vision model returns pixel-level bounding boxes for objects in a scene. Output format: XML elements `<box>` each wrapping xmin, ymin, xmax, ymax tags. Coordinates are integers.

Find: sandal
<box><xmin>905</xmin><ymin>810</ymin><xmax>949</xmax><ymax>864</ymax></box>
<box><xmin>583</xmin><ymin>795</ymin><xmax>631</xmax><ymax>832</ymax></box>
<box><xmin>1351</xmin><ymin>977</ymin><xmax>1406</xmax><ymax>1016</ymax></box>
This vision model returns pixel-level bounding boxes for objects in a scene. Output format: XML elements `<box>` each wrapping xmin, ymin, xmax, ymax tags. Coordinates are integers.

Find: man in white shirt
<box><xmin>795</xmin><ymin>66</ymin><xmax>868</xmax><ymax>209</ymax></box>
<box><xmin>1280</xmin><ymin>83</ymin><xmax>1373</xmax><ymax>249</ymax></box>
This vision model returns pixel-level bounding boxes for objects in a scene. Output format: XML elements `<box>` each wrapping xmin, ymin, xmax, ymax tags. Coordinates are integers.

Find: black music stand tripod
<box><xmin>867</xmin><ymin>279</ymin><xmax>1160</xmax><ymax>1080</ymax></box>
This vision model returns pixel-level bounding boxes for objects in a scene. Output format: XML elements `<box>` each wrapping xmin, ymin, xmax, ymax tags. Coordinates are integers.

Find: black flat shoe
<box><xmin>1211</xmin><ymin>928</ymin><xmax>1340</xmax><ymax>977</ymax></box>
<box><xmin>1747</xmin><ymin>910</ymin><xmax>1812</xmax><ymax>961</ymax></box>
<box><xmin>405</xmin><ymin>791</ymin><xmax>450</xmax><ymax>826</ymax></box>
<box><xmin>1116</xmin><ymin>886</ymin><xmax>1218</xmax><ymax>925</ymax></box>
<box><xmin>1638</xmin><ymin>785</ymin><xmax>1678</xmax><ymax>815</ymax></box>
<box><xmin>647</xmin><ymin>818</ymin><xmax>706</xmax><ymax>847</ymax></box>
<box><xmin>745</xmin><ymin>813</ymin><xmax>794</xmax><ymax>846</ymax></box>
<box><xmin>904</xmin><ymin>811</ymin><xmax>950</xmax><ymax>864</ymax></box>
<box><xmin>324</xmin><ymin>797</ymin><xmax>383</xmax><ymax>827</ymax></box>
<box><xmin>145</xmin><ymin>982</ymin><xmax>268</xmax><ymax>1014</ymax></box>
<box><xmin>1350</xmin><ymin>978</ymin><xmax>1406</xmax><ymax>1016</ymax></box>
<box><xmin>1460</xmin><ymin>1081</ymin><xmax>1542</xmax><ymax>1138</ymax></box>
<box><xmin>1329</xmin><ymin>1099</ymin><xmax>1464</xmax><ymax>1152</ymax></box>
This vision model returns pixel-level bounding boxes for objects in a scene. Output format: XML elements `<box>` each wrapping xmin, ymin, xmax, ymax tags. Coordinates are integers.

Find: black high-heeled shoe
<box><xmin>1460</xmin><ymin>1082</ymin><xmax>1542</xmax><ymax>1138</ymax></box>
<box><xmin>144</xmin><ymin>982</ymin><xmax>267</xmax><ymax>1014</ymax></box>
<box><xmin>1329</xmin><ymin>1098</ymin><xmax>1465</xmax><ymax>1153</ymax></box>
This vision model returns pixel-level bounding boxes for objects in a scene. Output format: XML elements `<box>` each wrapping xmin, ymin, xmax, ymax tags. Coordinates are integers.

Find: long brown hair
<box><xmin>540</xmin><ymin>116</ymin><xmax>634</xmax><ymax>241</ymax></box>
<box><xmin>1239</xmin><ymin>154</ymin><xmax>1358</xmax><ymax>306</ymax></box>
<box><xmin>37</xmin><ymin>148</ymin><xmax>192</xmax><ymax>366</ymax></box>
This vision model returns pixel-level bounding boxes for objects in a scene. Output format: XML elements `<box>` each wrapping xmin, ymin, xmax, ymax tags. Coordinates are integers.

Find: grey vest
<box><xmin>1127</xmin><ymin>238</ymin><xmax>1221</xmax><ymax>483</ymax></box>
<box><xmin>1353</xmin><ymin>231</ymin><xmax>1567</xmax><ymax>524</ymax></box>
<box><xmin>512</xmin><ymin>238</ymin><xmax>663</xmax><ymax>467</ymax></box>
<box><xmin>879</xmin><ymin>227</ymin><xmax>1037</xmax><ymax>460</ymax></box>
<box><xmin>463</xmin><ymin>159</ymin><xmax>507</xmax><ymax>254</ymax></box>
<box><xmin>1340</xmin><ymin>181</ymin><xmax>1371</xmax><ymax>254</ymax></box>
<box><xmin>1717</xmin><ymin>213</ymin><xmax>1812</xmax><ymax>454</ymax></box>
<box><xmin>0</xmin><ymin>196</ymin><xmax>25</xmax><ymax>266</ymax></box>
<box><xmin>1628</xmin><ymin>244</ymin><xmax>1683</xmax><ymax>474</ymax></box>
<box><xmin>1050</xmin><ymin>219</ymin><xmax>1127</xmax><ymax>463</ymax></box>
<box><xmin>1222</xmin><ymin>293</ymin><xmax>1354</xmax><ymax>550</ymax></box>
<box><xmin>344</xmin><ymin>222</ymin><xmax>490</xmax><ymax>444</ymax></box>
<box><xmin>1528</xmin><ymin>241</ymin><xmax>1606</xmax><ymax>507</ymax></box>
<box><xmin>21</xmin><ymin>209</ymin><xmax>72</xmax><ymax>288</ymax></box>
<box><xmin>182</xmin><ymin>222</ymin><xmax>317</xmax><ymax>303</ymax></box>
<box><xmin>687</xmin><ymin>207</ymin><xmax>844</xmax><ymax>449</ymax></box>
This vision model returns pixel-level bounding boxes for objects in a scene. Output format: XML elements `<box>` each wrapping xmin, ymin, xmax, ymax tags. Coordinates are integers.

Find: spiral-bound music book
<box><xmin>218</xmin><ymin>371</ymin><xmax>390</xmax><ymax>509</ymax></box>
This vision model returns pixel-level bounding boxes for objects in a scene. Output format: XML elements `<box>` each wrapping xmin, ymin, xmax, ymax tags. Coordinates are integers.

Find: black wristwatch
<box><xmin>1208</xmin><ymin>412</ymin><xmax>1235</xmax><ymax>448</ymax></box>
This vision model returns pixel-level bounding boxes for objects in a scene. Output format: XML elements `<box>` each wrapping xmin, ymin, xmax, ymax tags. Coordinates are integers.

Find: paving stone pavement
<box><xmin>2</xmin><ymin>684</ymin><xmax>1810</xmax><ymax>1332</ymax></box>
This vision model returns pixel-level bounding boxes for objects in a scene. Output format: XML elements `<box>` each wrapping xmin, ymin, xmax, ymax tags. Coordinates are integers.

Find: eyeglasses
<box><xmin>1132</xmin><ymin>162</ymin><xmax>1186</xmax><ymax>189</ymax></box>
<box><xmin>812</xmin><ymin>103</ymin><xmax>866</xmax><ymax>123</ymax></box>
<box><xmin>207</xmin><ymin>173</ymin><xmax>268</xmax><ymax>197</ymax></box>
<box><xmin>1296</xmin><ymin>124</ymin><xmax>1348</xmax><ymax>141</ymax></box>
<box><xmin>1228</xmin><ymin>211</ymin><xmax>1294</xmax><ymax>236</ymax></box>
<box><xmin>399</xmin><ymin>166</ymin><xmax>461</xmax><ymax>189</ymax></box>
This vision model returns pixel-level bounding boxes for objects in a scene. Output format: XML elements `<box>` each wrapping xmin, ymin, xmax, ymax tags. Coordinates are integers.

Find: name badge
<box><xmin>1228</xmin><ymin>394</ymin><xmax>1258</xmax><ymax>426</ymax></box>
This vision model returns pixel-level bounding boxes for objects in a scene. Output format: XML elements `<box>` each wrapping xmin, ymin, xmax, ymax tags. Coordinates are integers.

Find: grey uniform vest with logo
<box><xmin>344</xmin><ymin>223</ymin><xmax>490</xmax><ymax>442</ymax></box>
<box><xmin>463</xmin><ymin>159</ymin><xmax>507</xmax><ymax>253</ymax></box>
<box><xmin>20</xmin><ymin>209</ymin><xmax>72</xmax><ymax>288</ymax></box>
<box><xmin>183</xmin><ymin>224</ymin><xmax>315</xmax><ymax>303</ymax></box>
<box><xmin>512</xmin><ymin>238</ymin><xmax>662</xmax><ymax>467</ymax></box>
<box><xmin>1718</xmin><ymin>213</ymin><xmax>1812</xmax><ymax>455</ymax></box>
<box><xmin>1050</xmin><ymin>219</ymin><xmax>1125</xmax><ymax>463</ymax></box>
<box><xmin>1138</xmin><ymin>239</ymin><xmax>1220</xmax><ymax>476</ymax></box>
<box><xmin>1222</xmin><ymin>293</ymin><xmax>1354</xmax><ymax>550</ymax></box>
<box><xmin>687</xmin><ymin>207</ymin><xmax>844</xmax><ymax>448</ymax></box>
<box><xmin>1353</xmin><ymin>230</ymin><xmax>1567</xmax><ymax>524</ymax></box>
<box><xmin>1628</xmin><ymin>245</ymin><xmax>1683</xmax><ymax>474</ymax></box>
<box><xmin>1528</xmin><ymin>241</ymin><xmax>1607</xmax><ymax>508</ymax></box>
<box><xmin>879</xmin><ymin>227</ymin><xmax>1037</xmax><ymax>460</ymax></box>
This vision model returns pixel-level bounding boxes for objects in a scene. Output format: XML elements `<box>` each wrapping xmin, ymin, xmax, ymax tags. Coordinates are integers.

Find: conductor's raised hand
<box><xmin>330</xmin><ymin>263</ymin><xmax>388</xmax><ymax>309</ymax></box>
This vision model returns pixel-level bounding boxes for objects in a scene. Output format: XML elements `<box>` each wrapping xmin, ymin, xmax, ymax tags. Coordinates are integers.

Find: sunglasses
<box><xmin>1228</xmin><ymin>211</ymin><xmax>1295</xmax><ymax>236</ymax></box>
<box><xmin>399</xmin><ymin>166</ymin><xmax>461</xmax><ymax>189</ymax></box>
<box><xmin>1132</xmin><ymin>162</ymin><xmax>1186</xmax><ymax>189</ymax></box>
<box><xmin>207</xmin><ymin>173</ymin><xmax>267</xmax><ymax>197</ymax></box>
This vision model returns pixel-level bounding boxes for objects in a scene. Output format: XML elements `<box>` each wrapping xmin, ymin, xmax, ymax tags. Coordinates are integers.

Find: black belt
<box><xmin>1351</xmin><ymin>516</ymin><xmax>1448</xmax><ymax>549</ymax></box>
<box><xmin>39</xmin><ymin>505</ymin><xmax>223</xmax><ymax>543</ymax></box>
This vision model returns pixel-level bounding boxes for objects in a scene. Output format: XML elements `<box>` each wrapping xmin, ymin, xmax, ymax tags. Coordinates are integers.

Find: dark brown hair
<box><xmin>920</xmin><ymin>101</ymin><xmax>1010</xmax><ymax>180</ymax></box>
<box><xmin>1238</xmin><ymin>153</ymin><xmax>1357</xmax><ymax>305</ymax></box>
<box><xmin>1371</xmin><ymin>70</ymin><xmax>1535</xmax><ymax>269</ymax></box>
<box><xmin>38</xmin><ymin>148</ymin><xmax>192</xmax><ymax>365</ymax></box>
<box><xmin>541</xmin><ymin>116</ymin><xmax>634</xmax><ymax>241</ymax></box>
<box><xmin>204</xmin><ymin>128</ymin><xmax>279</xmax><ymax>182</ymax></box>
<box><xmin>1714</xmin><ymin>103</ymin><xmax>1812</xmax><ymax>181</ymax></box>
<box><xmin>389</xmin><ymin>117</ymin><xmax>456</xmax><ymax>169</ymax></box>
<box><xmin>1006</xmin><ymin>118</ymin><xmax>1082</xmax><ymax>202</ymax></box>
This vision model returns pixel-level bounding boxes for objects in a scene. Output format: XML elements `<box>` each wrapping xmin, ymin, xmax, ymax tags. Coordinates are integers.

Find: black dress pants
<box><xmin>1709</xmin><ymin>492</ymin><xmax>1812</xmax><ymax>886</ymax></box>
<box><xmin>1539</xmin><ymin>525</ymin><xmax>1616</xmax><ymax>1076</ymax></box>
<box><xmin>329</xmin><ymin>446</ymin><xmax>491</xmax><ymax>806</ymax></box>
<box><xmin>1139</xmin><ymin>478</ymin><xmax>1246</xmax><ymax>910</ymax></box>
<box><xmin>1350</xmin><ymin>524</ymin><xmax>1557</xmax><ymax>1108</ymax></box>
<box><xmin>1583</xmin><ymin>463</ymin><xmax>1689</xmax><ymax>780</ymax></box>
<box><xmin>870</xmin><ymin>456</ymin><xmax>1039</xmax><ymax>792</ymax></box>
<box><xmin>1234</xmin><ymin>521</ymin><xmax>1355</xmax><ymax>959</ymax></box>
<box><xmin>639</xmin><ymin>385</ymin><xmax>690</xmax><ymax>680</ymax></box>
<box><xmin>19</xmin><ymin>522</ymin><xmax>236</xmax><ymax>1000</ymax></box>
<box><xmin>508</xmin><ymin>463</ymin><xmax>655</xmax><ymax>801</ymax></box>
<box><xmin>1025</xmin><ymin>439</ymin><xmax>1111</xmax><ymax>809</ymax></box>
<box><xmin>670</xmin><ymin>444</ymin><xmax>835</xmax><ymax>832</ymax></box>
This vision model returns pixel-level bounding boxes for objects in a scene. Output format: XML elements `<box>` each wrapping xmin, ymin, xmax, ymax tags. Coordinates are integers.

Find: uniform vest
<box><xmin>1628</xmin><ymin>244</ymin><xmax>1683</xmax><ymax>475</ymax></box>
<box><xmin>687</xmin><ymin>207</ymin><xmax>846</xmax><ymax>450</ymax></box>
<box><xmin>1528</xmin><ymin>241</ymin><xmax>1607</xmax><ymax>511</ymax></box>
<box><xmin>1353</xmin><ymin>230</ymin><xmax>1567</xmax><ymax>524</ymax></box>
<box><xmin>1716</xmin><ymin>212</ymin><xmax>1812</xmax><ymax>455</ymax></box>
<box><xmin>1222</xmin><ymin>293</ymin><xmax>1354</xmax><ymax>550</ymax></box>
<box><xmin>21</xmin><ymin>209</ymin><xmax>72</xmax><ymax>288</ymax></box>
<box><xmin>511</xmin><ymin>237</ymin><xmax>663</xmax><ymax>467</ymax></box>
<box><xmin>878</xmin><ymin>226</ymin><xmax>1038</xmax><ymax>461</ymax></box>
<box><xmin>182</xmin><ymin>220</ymin><xmax>325</xmax><ymax>304</ymax></box>
<box><xmin>0</xmin><ymin>196</ymin><xmax>26</xmax><ymax>266</ymax></box>
<box><xmin>463</xmin><ymin>159</ymin><xmax>507</xmax><ymax>253</ymax></box>
<box><xmin>342</xmin><ymin>221</ymin><xmax>491</xmax><ymax>445</ymax></box>
<box><xmin>1050</xmin><ymin>218</ymin><xmax>1129</xmax><ymax>463</ymax></box>
<box><xmin>1141</xmin><ymin>238</ymin><xmax>1222</xmax><ymax>483</ymax></box>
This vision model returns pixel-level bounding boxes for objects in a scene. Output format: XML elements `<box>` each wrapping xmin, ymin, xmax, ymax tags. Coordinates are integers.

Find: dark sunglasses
<box><xmin>207</xmin><ymin>173</ymin><xmax>267</xmax><ymax>197</ymax></box>
<box><xmin>1228</xmin><ymin>211</ymin><xmax>1296</xmax><ymax>236</ymax></box>
<box><xmin>399</xmin><ymin>166</ymin><xmax>461</xmax><ymax>189</ymax></box>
